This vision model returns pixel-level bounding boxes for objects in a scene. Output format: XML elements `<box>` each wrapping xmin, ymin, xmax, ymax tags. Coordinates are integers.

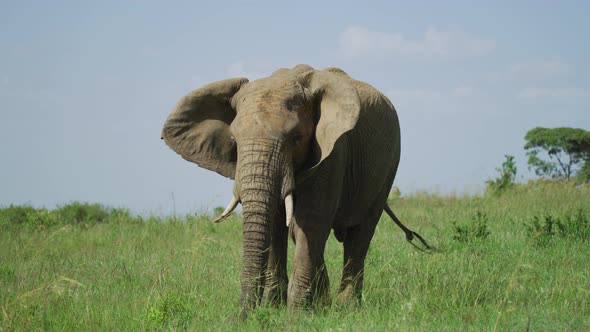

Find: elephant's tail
<box><xmin>384</xmin><ymin>205</ymin><xmax>434</xmax><ymax>252</ymax></box>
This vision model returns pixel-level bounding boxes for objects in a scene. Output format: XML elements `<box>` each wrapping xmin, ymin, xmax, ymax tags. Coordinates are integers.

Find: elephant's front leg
<box><xmin>262</xmin><ymin>210</ymin><xmax>289</xmax><ymax>306</ymax></box>
<box><xmin>287</xmin><ymin>223</ymin><xmax>331</xmax><ymax>309</ymax></box>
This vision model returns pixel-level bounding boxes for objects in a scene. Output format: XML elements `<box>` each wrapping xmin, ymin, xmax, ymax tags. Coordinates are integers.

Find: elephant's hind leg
<box><xmin>337</xmin><ymin>200</ymin><xmax>384</xmax><ymax>306</ymax></box>
<box><xmin>337</xmin><ymin>226</ymin><xmax>374</xmax><ymax>305</ymax></box>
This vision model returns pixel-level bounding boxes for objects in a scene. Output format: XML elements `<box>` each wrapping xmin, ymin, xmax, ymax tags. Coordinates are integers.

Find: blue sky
<box><xmin>1</xmin><ymin>1</ymin><xmax>589</xmax><ymax>215</ymax></box>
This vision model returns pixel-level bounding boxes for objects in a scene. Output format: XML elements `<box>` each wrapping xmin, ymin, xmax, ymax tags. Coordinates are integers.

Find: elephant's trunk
<box><xmin>236</xmin><ymin>138</ymin><xmax>293</xmax><ymax>313</ymax></box>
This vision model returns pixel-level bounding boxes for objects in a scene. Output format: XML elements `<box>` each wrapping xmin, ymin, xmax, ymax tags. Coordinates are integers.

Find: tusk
<box><xmin>285</xmin><ymin>194</ymin><xmax>294</xmax><ymax>227</ymax></box>
<box><xmin>213</xmin><ymin>195</ymin><xmax>239</xmax><ymax>223</ymax></box>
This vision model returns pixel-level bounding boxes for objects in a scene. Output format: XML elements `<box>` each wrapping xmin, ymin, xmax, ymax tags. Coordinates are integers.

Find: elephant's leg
<box><xmin>287</xmin><ymin>223</ymin><xmax>331</xmax><ymax>309</ymax></box>
<box><xmin>287</xmin><ymin>144</ymin><xmax>345</xmax><ymax>309</ymax></box>
<box><xmin>337</xmin><ymin>226</ymin><xmax>372</xmax><ymax>305</ymax></box>
<box><xmin>337</xmin><ymin>206</ymin><xmax>382</xmax><ymax>306</ymax></box>
<box><xmin>262</xmin><ymin>210</ymin><xmax>289</xmax><ymax>306</ymax></box>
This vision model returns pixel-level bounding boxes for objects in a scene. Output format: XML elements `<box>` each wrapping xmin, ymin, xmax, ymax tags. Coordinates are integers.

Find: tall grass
<box><xmin>1</xmin><ymin>181</ymin><xmax>589</xmax><ymax>330</ymax></box>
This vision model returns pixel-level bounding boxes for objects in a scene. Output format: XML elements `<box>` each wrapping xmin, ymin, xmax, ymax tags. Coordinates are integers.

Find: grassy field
<box><xmin>1</xmin><ymin>180</ymin><xmax>589</xmax><ymax>331</ymax></box>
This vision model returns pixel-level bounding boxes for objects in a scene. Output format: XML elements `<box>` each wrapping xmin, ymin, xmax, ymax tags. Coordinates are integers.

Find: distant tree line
<box><xmin>487</xmin><ymin>127</ymin><xmax>590</xmax><ymax>195</ymax></box>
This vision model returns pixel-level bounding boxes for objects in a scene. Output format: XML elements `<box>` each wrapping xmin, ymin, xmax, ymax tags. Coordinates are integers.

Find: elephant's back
<box><xmin>351</xmin><ymin>78</ymin><xmax>400</xmax><ymax>178</ymax></box>
<box><xmin>323</xmin><ymin>68</ymin><xmax>398</xmax><ymax>131</ymax></box>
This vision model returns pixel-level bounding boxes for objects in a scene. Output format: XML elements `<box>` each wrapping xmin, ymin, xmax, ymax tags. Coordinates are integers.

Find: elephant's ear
<box><xmin>161</xmin><ymin>77</ymin><xmax>248</xmax><ymax>179</ymax></box>
<box><xmin>302</xmin><ymin>69</ymin><xmax>360</xmax><ymax>169</ymax></box>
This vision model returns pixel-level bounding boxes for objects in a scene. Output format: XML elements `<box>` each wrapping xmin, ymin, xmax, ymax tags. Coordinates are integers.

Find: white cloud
<box><xmin>339</xmin><ymin>26</ymin><xmax>495</xmax><ymax>59</ymax></box>
<box><xmin>386</xmin><ymin>85</ymin><xmax>479</xmax><ymax>116</ymax></box>
<box><xmin>509</xmin><ymin>61</ymin><xmax>571</xmax><ymax>79</ymax></box>
<box><xmin>488</xmin><ymin>60</ymin><xmax>573</xmax><ymax>83</ymax></box>
<box><xmin>517</xmin><ymin>87</ymin><xmax>588</xmax><ymax>100</ymax></box>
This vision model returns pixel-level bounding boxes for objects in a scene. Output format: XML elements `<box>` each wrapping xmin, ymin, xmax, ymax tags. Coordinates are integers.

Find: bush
<box><xmin>56</xmin><ymin>202</ymin><xmax>112</xmax><ymax>224</ymax></box>
<box><xmin>388</xmin><ymin>186</ymin><xmax>402</xmax><ymax>200</ymax></box>
<box><xmin>452</xmin><ymin>210</ymin><xmax>491</xmax><ymax>243</ymax></box>
<box><xmin>486</xmin><ymin>155</ymin><xmax>517</xmax><ymax>196</ymax></box>
<box><xmin>559</xmin><ymin>209</ymin><xmax>590</xmax><ymax>240</ymax></box>
<box><xmin>55</xmin><ymin>202</ymin><xmax>143</xmax><ymax>225</ymax></box>
<box><xmin>0</xmin><ymin>202</ymin><xmax>143</xmax><ymax>227</ymax></box>
<box><xmin>526</xmin><ymin>209</ymin><xmax>590</xmax><ymax>247</ymax></box>
<box><xmin>146</xmin><ymin>293</ymin><xmax>192</xmax><ymax>328</ymax></box>
<box><xmin>0</xmin><ymin>205</ymin><xmax>59</xmax><ymax>227</ymax></box>
<box><xmin>526</xmin><ymin>214</ymin><xmax>559</xmax><ymax>247</ymax></box>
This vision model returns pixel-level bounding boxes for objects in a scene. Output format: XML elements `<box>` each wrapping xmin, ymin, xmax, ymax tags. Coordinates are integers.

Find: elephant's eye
<box><xmin>285</xmin><ymin>99</ymin><xmax>304</xmax><ymax>112</ymax></box>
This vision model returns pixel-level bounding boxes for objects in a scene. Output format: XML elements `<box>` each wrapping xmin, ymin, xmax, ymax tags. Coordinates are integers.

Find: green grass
<box><xmin>1</xmin><ymin>180</ymin><xmax>589</xmax><ymax>331</ymax></box>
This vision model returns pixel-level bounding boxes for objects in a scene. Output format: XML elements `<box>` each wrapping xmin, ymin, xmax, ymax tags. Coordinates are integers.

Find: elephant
<box><xmin>161</xmin><ymin>64</ymin><xmax>428</xmax><ymax>317</ymax></box>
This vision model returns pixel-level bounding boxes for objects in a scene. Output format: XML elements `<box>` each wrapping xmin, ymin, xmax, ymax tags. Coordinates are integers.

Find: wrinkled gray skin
<box><xmin>162</xmin><ymin>65</ymin><xmax>400</xmax><ymax>317</ymax></box>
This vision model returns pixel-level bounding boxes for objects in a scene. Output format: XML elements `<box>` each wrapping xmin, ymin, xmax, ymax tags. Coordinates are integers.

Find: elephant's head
<box><xmin>161</xmin><ymin>64</ymin><xmax>360</xmax><ymax>312</ymax></box>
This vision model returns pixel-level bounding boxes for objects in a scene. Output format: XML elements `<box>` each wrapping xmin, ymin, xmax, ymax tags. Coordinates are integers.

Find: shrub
<box><xmin>452</xmin><ymin>210</ymin><xmax>491</xmax><ymax>243</ymax></box>
<box><xmin>526</xmin><ymin>209</ymin><xmax>590</xmax><ymax>247</ymax></box>
<box><xmin>0</xmin><ymin>205</ymin><xmax>59</xmax><ymax>227</ymax></box>
<box><xmin>56</xmin><ymin>202</ymin><xmax>112</xmax><ymax>224</ymax></box>
<box><xmin>146</xmin><ymin>293</ymin><xmax>192</xmax><ymax>328</ymax></box>
<box><xmin>526</xmin><ymin>214</ymin><xmax>559</xmax><ymax>247</ymax></box>
<box><xmin>486</xmin><ymin>155</ymin><xmax>517</xmax><ymax>196</ymax></box>
<box><xmin>213</xmin><ymin>206</ymin><xmax>226</xmax><ymax>218</ymax></box>
<box><xmin>388</xmin><ymin>186</ymin><xmax>402</xmax><ymax>201</ymax></box>
<box><xmin>0</xmin><ymin>202</ymin><xmax>143</xmax><ymax>227</ymax></box>
<box><xmin>559</xmin><ymin>209</ymin><xmax>590</xmax><ymax>240</ymax></box>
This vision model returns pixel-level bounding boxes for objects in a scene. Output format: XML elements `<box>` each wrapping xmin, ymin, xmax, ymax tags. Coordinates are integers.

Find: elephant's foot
<box><xmin>262</xmin><ymin>278</ymin><xmax>288</xmax><ymax>307</ymax></box>
<box><xmin>287</xmin><ymin>267</ymin><xmax>330</xmax><ymax>309</ymax></box>
<box><xmin>336</xmin><ymin>283</ymin><xmax>361</xmax><ymax>307</ymax></box>
<box><xmin>313</xmin><ymin>273</ymin><xmax>331</xmax><ymax>307</ymax></box>
<box><xmin>287</xmin><ymin>286</ymin><xmax>312</xmax><ymax>310</ymax></box>
<box><xmin>225</xmin><ymin>308</ymin><xmax>249</xmax><ymax>323</ymax></box>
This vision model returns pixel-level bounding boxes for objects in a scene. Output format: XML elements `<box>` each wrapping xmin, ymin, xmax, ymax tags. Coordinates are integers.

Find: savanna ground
<box><xmin>1</xmin><ymin>180</ymin><xmax>589</xmax><ymax>331</ymax></box>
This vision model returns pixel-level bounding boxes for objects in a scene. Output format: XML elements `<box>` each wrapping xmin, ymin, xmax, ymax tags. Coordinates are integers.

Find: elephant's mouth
<box><xmin>214</xmin><ymin>192</ymin><xmax>294</xmax><ymax>227</ymax></box>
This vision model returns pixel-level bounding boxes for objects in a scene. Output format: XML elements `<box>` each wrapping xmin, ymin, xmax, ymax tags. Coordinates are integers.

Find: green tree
<box><xmin>486</xmin><ymin>155</ymin><xmax>517</xmax><ymax>195</ymax></box>
<box><xmin>524</xmin><ymin>127</ymin><xmax>590</xmax><ymax>180</ymax></box>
